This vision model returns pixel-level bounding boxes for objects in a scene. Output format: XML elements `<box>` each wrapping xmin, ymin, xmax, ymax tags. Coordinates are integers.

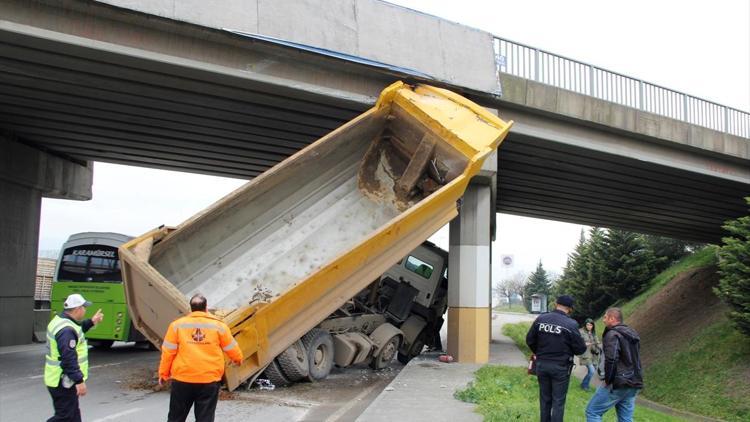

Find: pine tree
<box><xmin>643</xmin><ymin>235</ymin><xmax>699</xmax><ymax>273</ymax></box>
<box><xmin>572</xmin><ymin>227</ymin><xmax>612</xmax><ymax>320</ymax></box>
<box><xmin>524</xmin><ymin>261</ymin><xmax>551</xmax><ymax>311</ymax></box>
<box><xmin>601</xmin><ymin>229</ymin><xmax>660</xmax><ymax>301</ymax></box>
<box><xmin>716</xmin><ymin>197</ymin><xmax>750</xmax><ymax>336</ymax></box>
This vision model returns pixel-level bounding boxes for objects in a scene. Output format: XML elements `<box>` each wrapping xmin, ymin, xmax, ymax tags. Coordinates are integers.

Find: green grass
<box><xmin>595</xmin><ymin>246</ymin><xmax>719</xmax><ymax>335</ymax></box>
<box><xmin>455</xmin><ymin>365</ymin><xmax>682</xmax><ymax>422</ymax></box>
<box><xmin>643</xmin><ymin>319</ymin><xmax>750</xmax><ymax>422</ymax></box>
<box><xmin>502</xmin><ymin>321</ymin><xmax>533</xmax><ymax>357</ymax></box>
<box><xmin>622</xmin><ymin>246</ymin><xmax>718</xmax><ymax>317</ymax></box>
<box><xmin>493</xmin><ymin>303</ymin><xmax>529</xmax><ymax>314</ymax></box>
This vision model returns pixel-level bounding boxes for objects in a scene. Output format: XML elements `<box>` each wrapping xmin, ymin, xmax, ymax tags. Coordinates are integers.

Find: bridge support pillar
<box><xmin>447</xmin><ymin>183</ymin><xmax>492</xmax><ymax>363</ymax></box>
<box><xmin>0</xmin><ymin>135</ymin><xmax>92</xmax><ymax>346</ymax></box>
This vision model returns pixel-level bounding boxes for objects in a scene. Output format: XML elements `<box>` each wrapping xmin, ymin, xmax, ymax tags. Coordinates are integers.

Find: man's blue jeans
<box><xmin>585</xmin><ymin>385</ymin><xmax>638</xmax><ymax>422</ymax></box>
<box><xmin>581</xmin><ymin>363</ymin><xmax>595</xmax><ymax>390</ymax></box>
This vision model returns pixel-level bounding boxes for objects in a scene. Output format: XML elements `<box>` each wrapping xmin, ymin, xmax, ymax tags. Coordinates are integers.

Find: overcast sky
<box><xmin>38</xmin><ymin>0</ymin><xmax>749</xmax><ymax>283</ymax></box>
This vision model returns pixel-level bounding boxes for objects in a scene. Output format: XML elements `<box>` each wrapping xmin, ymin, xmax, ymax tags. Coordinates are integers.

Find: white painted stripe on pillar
<box><xmin>448</xmin><ymin>244</ymin><xmax>491</xmax><ymax>308</ymax></box>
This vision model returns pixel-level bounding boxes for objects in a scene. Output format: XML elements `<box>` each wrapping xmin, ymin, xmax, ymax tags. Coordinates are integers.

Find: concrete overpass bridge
<box><xmin>1</xmin><ymin>0</ymin><xmax>748</xmax><ymax>349</ymax></box>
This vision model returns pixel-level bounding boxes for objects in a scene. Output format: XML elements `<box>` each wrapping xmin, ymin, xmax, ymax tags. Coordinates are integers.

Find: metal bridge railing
<box><xmin>494</xmin><ymin>37</ymin><xmax>750</xmax><ymax>139</ymax></box>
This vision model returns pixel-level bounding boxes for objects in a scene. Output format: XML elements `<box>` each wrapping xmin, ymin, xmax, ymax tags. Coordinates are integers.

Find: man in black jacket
<box><xmin>585</xmin><ymin>307</ymin><xmax>643</xmax><ymax>422</ymax></box>
<box><xmin>526</xmin><ymin>295</ymin><xmax>587</xmax><ymax>422</ymax></box>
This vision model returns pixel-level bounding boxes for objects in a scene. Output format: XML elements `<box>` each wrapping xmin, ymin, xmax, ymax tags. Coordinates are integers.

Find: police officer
<box><xmin>45</xmin><ymin>293</ymin><xmax>104</xmax><ymax>422</ymax></box>
<box><xmin>526</xmin><ymin>295</ymin><xmax>586</xmax><ymax>422</ymax></box>
<box><xmin>159</xmin><ymin>294</ymin><xmax>243</xmax><ymax>422</ymax></box>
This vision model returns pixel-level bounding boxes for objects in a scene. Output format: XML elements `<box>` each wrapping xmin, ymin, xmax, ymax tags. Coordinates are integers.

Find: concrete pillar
<box><xmin>0</xmin><ymin>135</ymin><xmax>93</xmax><ymax>345</ymax></box>
<box><xmin>447</xmin><ymin>184</ymin><xmax>492</xmax><ymax>363</ymax></box>
<box><xmin>0</xmin><ymin>179</ymin><xmax>41</xmax><ymax>346</ymax></box>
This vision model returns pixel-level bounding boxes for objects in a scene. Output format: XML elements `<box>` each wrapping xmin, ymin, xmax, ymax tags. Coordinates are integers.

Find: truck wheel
<box><xmin>397</xmin><ymin>331</ymin><xmax>426</xmax><ymax>364</ymax></box>
<box><xmin>371</xmin><ymin>335</ymin><xmax>400</xmax><ymax>370</ymax></box>
<box><xmin>276</xmin><ymin>340</ymin><xmax>309</xmax><ymax>382</ymax></box>
<box><xmin>261</xmin><ymin>359</ymin><xmax>292</xmax><ymax>388</ymax></box>
<box><xmin>301</xmin><ymin>328</ymin><xmax>334</xmax><ymax>382</ymax></box>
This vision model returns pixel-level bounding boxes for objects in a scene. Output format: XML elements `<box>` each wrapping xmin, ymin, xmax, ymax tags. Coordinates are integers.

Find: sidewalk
<box><xmin>356</xmin><ymin>312</ymin><xmax>533</xmax><ymax>422</ymax></box>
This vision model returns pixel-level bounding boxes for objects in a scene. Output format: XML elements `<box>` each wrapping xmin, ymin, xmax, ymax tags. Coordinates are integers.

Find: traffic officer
<box><xmin>526</xmin><ymin>295</ymin><xmax>587</xmax><ymax>422</ymax></box>
<box><xmin>45</xmin><ymin>293</ymin><xmax>104</xmax><ymax>422</ymax></box>
<box><xmin>159</xmin><ymin>294</ymin><xmax>243</xmax><ymax>422</ymax></box>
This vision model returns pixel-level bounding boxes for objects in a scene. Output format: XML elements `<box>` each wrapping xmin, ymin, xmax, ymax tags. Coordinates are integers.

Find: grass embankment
<box><xmin>455</xmin><ymin>365</ymin><xmax>681</xmax><ymax>422</ymax></box>
<box><xmin>605</xmin><ymin>246</ymin><xmax>720</xmax><ymax>332</ymax></box>
<box><xmin>502</xmin><ymin>247</ymin><xmax>750</xmax><ymax>421</ymax></box>
<box><xmin>612</xmin><ymin>247</ymin><xmax>750</xmax><ymax>421</ymax></box>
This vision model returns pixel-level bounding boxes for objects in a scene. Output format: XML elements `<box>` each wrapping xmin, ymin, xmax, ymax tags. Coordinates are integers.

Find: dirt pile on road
<box><xmin>627</xmin><ymin>266</ymin><xmax>727</xmax><ymax>366</ymax></box>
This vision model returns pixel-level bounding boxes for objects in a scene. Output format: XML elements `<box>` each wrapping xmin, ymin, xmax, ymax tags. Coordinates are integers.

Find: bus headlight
<box><xmin>115</xmin><ymin>326</ymin><xmax>121</xmax><ymax>331</ymax></box>
<box><xmin>117</xmin><ymin>312</ymin><xmax>123</xmax><ymax>317</ymax></box>
<box><xmin>116</xmin><ymin>319</ymin><xmax>122</xmax><ymax>325</ymax></box>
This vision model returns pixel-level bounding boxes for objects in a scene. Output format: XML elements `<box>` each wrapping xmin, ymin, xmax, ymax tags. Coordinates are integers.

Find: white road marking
<box><xmin>323</xmin><ymin>381</ymin><xmax>382</xmax><ymax>422</ymax></box>
<box><xmin>89</xmin><ymin>362</ymin><xmax>126</xmax><ymax>370</ymax></box>
<box><xmin>27</xmin><ymin>362</ymin><xmax>125</xmax><ymax>380</ymax></box>
<box><xmin>91</xmin><ymin>407</ymin><xmax>142</xmax><ymax>421</ymax></box>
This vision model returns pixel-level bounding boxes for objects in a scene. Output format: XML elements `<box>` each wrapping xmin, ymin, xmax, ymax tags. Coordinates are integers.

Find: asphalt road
<box><xmin>0</xmin><ymin>342</ymin><xmax>400</xmax><ymax>422</ymax></box>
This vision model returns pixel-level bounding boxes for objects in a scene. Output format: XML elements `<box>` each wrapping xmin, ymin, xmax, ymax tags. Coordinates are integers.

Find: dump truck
<box><xmin>119</xmin><ymin>81</ymin><xmax>512</xmax><ymax>391</ymax></box>
<box><xmin>261</xmin><ymin>240</ymin><xmax>449</xmax><ymax>387</ymax></box>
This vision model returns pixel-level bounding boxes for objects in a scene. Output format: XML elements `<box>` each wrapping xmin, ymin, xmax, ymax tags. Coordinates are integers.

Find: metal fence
<box><xmin>494</xmin><ymin>37</ymin><xmax>750</xmax><ymax>139</ymax></box>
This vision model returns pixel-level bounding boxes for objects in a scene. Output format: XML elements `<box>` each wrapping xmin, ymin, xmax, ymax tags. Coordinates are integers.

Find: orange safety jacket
<box><xmin>158</xmin><ymin>311</ymin><xmax>243</xmax><ymax>384</ymax></box>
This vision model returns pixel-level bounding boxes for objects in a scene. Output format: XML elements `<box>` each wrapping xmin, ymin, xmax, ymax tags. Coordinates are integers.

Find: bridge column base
<box><xmin>447</xmin><ymin>307</ymin><xmax>490</xmax><ymax>363</ymax></box>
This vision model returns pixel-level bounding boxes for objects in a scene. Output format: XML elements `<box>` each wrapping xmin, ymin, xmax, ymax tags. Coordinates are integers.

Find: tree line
<box><xmin>494</xmin><ymin>197</ymin><xmax>749</xmax><ymax>336</ymax></box>
<box><xmin>494</xmin><ymin>229</ymin><xmax>699</xmax><ymax>321</ymax></box>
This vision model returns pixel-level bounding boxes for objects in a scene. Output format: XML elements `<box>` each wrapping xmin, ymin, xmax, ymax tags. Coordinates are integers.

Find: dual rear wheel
<box><xmin>261</xmin><ymin>327</ymin><xmax>400</xmax><ymax>387</ymax></box>
<box><xmin>261</xmin><ymin>329</ymin><xmax>335</xmax><ymax>387</ymax></box>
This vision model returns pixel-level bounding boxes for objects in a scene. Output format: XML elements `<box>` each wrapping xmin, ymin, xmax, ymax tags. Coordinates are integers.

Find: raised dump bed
<box><xmin>119</xmin><ymin>82</ymin><xmax>512</xmax><ymax>390</ymax></box>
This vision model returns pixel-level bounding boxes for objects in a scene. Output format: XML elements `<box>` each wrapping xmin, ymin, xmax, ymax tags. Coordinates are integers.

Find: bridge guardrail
<box><xmin>494</xmin><ymin>37</ymin><xmax>749</xmax><ymax>139</ymax></box>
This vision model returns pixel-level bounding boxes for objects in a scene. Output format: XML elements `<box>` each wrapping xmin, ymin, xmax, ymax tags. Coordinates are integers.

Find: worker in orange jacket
<box><xmin>159</xmin><ymin>294</ymin><xmax>243</xmax><ymax>422</ymax></box>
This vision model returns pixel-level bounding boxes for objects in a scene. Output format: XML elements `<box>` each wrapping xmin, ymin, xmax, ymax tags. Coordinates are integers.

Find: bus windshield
<box><xmin>57</xmin><ymin>245</ymin><xmax>122</xmax><ymax>283</ymax></box>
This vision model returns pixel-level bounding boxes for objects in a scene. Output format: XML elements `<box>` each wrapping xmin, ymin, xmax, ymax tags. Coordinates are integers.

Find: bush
<box><xmin>716</xmin><ymin>197</ymin><xmax>750</xmax><ymax>336</ymax></box>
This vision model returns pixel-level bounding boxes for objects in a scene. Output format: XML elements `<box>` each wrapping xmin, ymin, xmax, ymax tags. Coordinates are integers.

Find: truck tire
<box><xmin>276</xmin><ymin>340</ymin><xmax>309</xmax><ymax>382</ymax></box>
<box><xmin>397</xmin><ymin>330</ymin><xmax>426</xmax><ymax>364</ymax></box>
<box><xmin>261</xmin><ymin>359</ymin><xmax>292</xmax><ymax>388</ymax></box>
<box><xmin>370</xmin><ymin>335</ymin><xmax>400</xmax><ymax>370</ymax></box>
<box><xmin>301</xmin><ymin>328</ymin><xmax>334</xmax><ymax>382</ymax></box>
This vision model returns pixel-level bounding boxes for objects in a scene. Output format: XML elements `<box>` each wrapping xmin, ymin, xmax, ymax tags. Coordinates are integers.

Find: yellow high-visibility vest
<box><xmin>44</xmin><ymin>315</ymin><xmax>88</xmax><ymax>387</ymax></box>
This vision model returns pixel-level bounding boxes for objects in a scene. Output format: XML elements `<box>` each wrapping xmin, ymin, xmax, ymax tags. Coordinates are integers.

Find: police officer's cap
<box><xmin>64</xmin><ymin>293</ymin><xmax>92</xmax><ymax>309</ymax></box>
<box><xmin>556</xmin><ymin>295</ymin><xmax>575</xmax><ymax>308</ymax></box>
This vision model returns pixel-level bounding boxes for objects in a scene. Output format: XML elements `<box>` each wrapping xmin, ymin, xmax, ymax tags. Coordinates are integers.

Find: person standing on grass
<box><xmin>526</xmin><ymin>295</ymin><xmax>587</xmax><ymax>422</ymax></box>
<box><xmin>585</xmin><ymin>307</ymin><xmax>644</xmax><ymax>422</ymax></box>
<box><xmin>577</xmin><ymin>318</ymin><xmax>601</xmax><ymax>391</ymax></box>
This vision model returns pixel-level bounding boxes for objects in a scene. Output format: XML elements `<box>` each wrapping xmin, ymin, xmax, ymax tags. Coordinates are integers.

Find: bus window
<box><xmin>58</xmin><ymin>245</ymin><xmax>122</xmax><ymax>283</ymax></box>
<box><xmin>405</xmin><ymin>256</ymin><xmax>434</xmax><ymax>279</ymax></box>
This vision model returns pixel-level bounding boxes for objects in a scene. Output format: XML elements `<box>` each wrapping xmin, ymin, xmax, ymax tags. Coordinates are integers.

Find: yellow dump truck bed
<box><xmin>119</xmin><ymin>82</ymin><xmax>512</xmax><ymax>390</ymax></box>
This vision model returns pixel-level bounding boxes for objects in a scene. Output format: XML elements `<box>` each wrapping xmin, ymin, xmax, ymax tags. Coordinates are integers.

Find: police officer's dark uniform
<box><xmin>526</xmin><ymin>295</ymin><xmax>587</xmax><ymax>422</ymax></box>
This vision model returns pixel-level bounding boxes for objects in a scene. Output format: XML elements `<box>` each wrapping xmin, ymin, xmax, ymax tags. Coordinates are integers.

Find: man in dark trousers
<box><xmin>159</xmin><ymin>294</ymin><xmax>243</xmax><ymax>422</ymax></box>
<box><xmin>45</xmin><ymin>293</ymin><xmax>104</xmax><ymax>422</ymax></box>
<box><xmin>585</xmin><ymin>307</ymin><xmax>643</xmax><ymax>422</ymax></box>
<box><xmin>526</xmin><ymin>295</ymin><xmax>587</xmax><ymax>422</ymax></box>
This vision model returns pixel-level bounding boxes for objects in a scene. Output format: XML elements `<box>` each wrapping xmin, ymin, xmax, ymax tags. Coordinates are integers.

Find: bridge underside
<box><xmin>497</xmin><ymin>133</ymin><xmax>747</xmax><ymax>242</ymax></box>
<box><xmin>1</xmin><ymin>1</ymin><xmax>748</xmax><ymax>244</ymax></box>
